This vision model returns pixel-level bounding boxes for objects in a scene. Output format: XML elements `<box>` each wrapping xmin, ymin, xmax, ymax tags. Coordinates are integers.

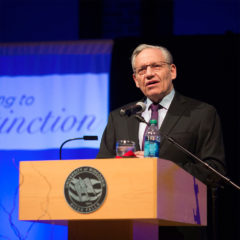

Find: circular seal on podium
<box><xmin>64</xmin><ymin>166</ymin><xmax>107</xmax><ymax>214</ymax></box>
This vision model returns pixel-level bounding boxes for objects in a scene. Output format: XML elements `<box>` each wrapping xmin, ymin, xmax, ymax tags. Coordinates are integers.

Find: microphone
<box><xmin>59</xmin><ymin>135</ymin><xmax>98</xmax><ymax>160</ymax></box>
<box><xmin>120</xmin><ymin>102</ymin><xmax>146</xmax><ymax>116</ymax></box>
<box><xmin>82</xmin><ymin>136</ymin><xmax>98</xmax><ymax>140</ymax></box>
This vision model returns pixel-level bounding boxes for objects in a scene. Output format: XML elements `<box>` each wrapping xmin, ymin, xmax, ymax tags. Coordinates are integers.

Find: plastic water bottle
<box><xmin>144</xmin><ymin>119</ymin><xmax>161</xmax><ymax>157</ymax></box>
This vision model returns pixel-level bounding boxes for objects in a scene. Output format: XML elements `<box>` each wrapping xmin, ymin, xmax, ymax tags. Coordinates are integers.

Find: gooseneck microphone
<box><xmin>59</xmin><ymin>136</ymin><xmax>98</xmax><ymax>160</ymax></box>
<box><xmin>120</xmin><ymin>102</ymin><xmax>146</xmax><ymax>116</ymax></box>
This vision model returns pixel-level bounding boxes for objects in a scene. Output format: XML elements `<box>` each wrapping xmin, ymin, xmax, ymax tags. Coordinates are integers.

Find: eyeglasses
<box><xmin>134</xmin><ymin>61</ymin><xmax>171</xmax><ymax>76</ymax></box>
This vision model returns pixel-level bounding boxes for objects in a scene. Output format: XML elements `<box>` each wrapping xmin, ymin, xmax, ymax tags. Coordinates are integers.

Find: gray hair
<box><xmin>131</xmin><ymin>44</ymin><xmax>173</xmax><ymax>71</ymax></box>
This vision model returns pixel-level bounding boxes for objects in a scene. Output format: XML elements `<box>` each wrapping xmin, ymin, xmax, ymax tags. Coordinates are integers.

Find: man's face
<box><xmin>133</xmin><ymin>48</ymin><xmax>177</xmax><ymax>103</ymax></box>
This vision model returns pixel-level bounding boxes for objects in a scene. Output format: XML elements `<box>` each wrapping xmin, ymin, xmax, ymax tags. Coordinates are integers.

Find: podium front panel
<box><xmin>19</xmin><ymin>158</ymin><xmax>206</xmax><ymax>226</ymax></box>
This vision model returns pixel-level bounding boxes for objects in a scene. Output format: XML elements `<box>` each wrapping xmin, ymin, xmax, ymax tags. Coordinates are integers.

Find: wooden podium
<box><xmin>19</xmin><ymin>158</ymin><xmax>207</xmax><ymax>240</ymax></box>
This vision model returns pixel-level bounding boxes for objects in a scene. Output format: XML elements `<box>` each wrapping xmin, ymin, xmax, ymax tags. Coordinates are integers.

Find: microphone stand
<box><xmin>59</xmin><ymin>136</ymin><xmax>98</xmax><ymax>160</ymax></box>
<box><xmin>162</xmin><ymin>132</ymin><xmax>239</xmax><ymax>240</ymax></box>
<box><xmin>135</xmin><ymin>114</ymin><xmax>240</xmax><ymax>190</ymax></box>
<box><xmin>135</xmin><ymin>114</ymin><xmax>240</xmax><ymax>240</ymax></box>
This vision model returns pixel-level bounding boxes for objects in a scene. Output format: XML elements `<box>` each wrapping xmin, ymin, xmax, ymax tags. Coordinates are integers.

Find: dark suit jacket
<box><xmin>97</xmin><ymin>92</ymin><xmax>226</xmax><ymax>186</ymax></box>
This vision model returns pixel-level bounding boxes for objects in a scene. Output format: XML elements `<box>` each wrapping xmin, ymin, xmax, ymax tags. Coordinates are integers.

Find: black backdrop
<box><xmin>109</xmin><ymin>34</ymin><xmax>240</xmax><ymax>239</ymax></box>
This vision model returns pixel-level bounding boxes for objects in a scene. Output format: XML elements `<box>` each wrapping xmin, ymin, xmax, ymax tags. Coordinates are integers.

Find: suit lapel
<box><xmin>160</xmin><ymin>92</ymin><xmax>187</xmax><ymax>139</ymax></box>
<box><xmin>127</xmin><ymin>115</ymin><xmax>141</xmax><ymax>151</ymax></box>
<box><xmin>122</xmin><ymin>94</ymin><xmax>188</xmax><ymax>152</ymax></box>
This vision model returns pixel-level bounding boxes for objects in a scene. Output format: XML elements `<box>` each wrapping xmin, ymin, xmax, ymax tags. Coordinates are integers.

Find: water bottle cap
<box><xmin>149</xmin><ymin>119</ymin><xmax>157</xmax><ymax>125</ymax></box>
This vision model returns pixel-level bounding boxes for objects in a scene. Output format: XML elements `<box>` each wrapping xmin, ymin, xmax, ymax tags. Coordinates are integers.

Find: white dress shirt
<box><xmin>139</xmin><ymin>89</ymin><xmax>175</xmax><ymax>150</ymax></box>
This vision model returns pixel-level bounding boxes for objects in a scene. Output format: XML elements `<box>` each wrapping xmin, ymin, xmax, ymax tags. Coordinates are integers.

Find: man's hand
<box><xmin>134</xmin><ymin>151</ymin><xmax>144</xmax><ymax>158</ymax></box>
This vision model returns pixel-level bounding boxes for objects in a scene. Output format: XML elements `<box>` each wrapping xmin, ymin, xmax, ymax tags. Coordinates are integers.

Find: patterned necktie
<box><xmin>142</xmin><ymin>103</ymin><xmax>161</xmax><ymax>150</ymax></box>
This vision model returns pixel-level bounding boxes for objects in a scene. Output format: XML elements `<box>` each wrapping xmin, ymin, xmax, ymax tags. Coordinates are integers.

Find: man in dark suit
<box><xmin>97</xmin><ymin>43</ymin><xmax>226</xmax><ymax>239</ymax></box>
<box><xmin>97</xmin><ymin>43</ymin><xmax>226</xmax><ymax>185</ymax></box>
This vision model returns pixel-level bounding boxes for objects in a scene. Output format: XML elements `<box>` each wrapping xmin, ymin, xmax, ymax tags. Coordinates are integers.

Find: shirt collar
<box><xmin>145</xmin><ymin>88</ymin><xmax>175</xmax><ymax>110</ymax></box>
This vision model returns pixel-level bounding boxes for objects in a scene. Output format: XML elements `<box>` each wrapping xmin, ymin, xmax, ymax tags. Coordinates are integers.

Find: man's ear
<box><xmin>133</xmin><ymin>74</ymin><xmax>140</xmax><ymax>88</ymax></box>
<box><xmin>171</xmin><ymin>64</ymin><xmax>177</xmax><ymax>80</ymax></box>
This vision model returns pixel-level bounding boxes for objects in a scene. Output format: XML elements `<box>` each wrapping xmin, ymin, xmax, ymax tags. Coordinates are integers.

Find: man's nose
<box><xmin>145</xmin><ymin>66</ymin><xmax>154</xmax><ymax>78</ymax></box>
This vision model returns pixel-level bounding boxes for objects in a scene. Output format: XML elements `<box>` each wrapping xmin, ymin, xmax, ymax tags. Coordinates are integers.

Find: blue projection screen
<box><xmin>0</xmin><ymin>40</ymin><xmax>112</xmax><ymax>240</ymax></box>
